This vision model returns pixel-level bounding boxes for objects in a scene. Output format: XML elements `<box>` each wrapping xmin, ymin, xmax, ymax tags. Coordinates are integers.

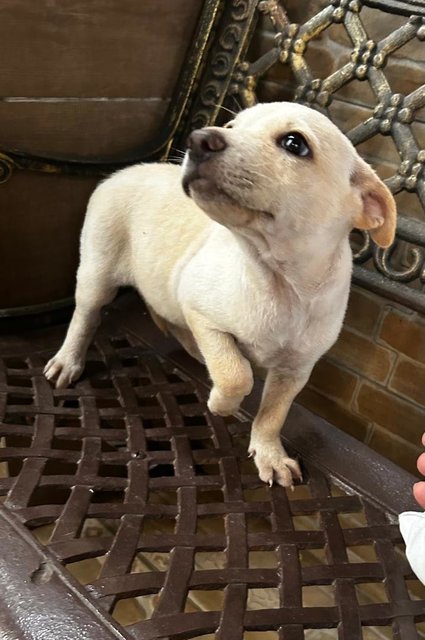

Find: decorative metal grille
<box><xmin>212</xmin><ymin>0</ymin><xmax>425</xmax><ymax>312</ymax></box>
<box><xmin>1</xmin><ymin>302</ymin><xmax>424</xmax><ymax>639</ymax></box>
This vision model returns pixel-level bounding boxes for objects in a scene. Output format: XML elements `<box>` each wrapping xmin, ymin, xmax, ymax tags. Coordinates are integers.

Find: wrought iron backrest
<box><xmin>2</xmin><ymin>0</ymin><xmax>425</xmax><ymax>312</ymax></box>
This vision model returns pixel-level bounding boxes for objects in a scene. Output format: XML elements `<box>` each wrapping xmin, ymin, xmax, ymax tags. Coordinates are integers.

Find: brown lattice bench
<box><xmin>2</xmin><ymin>0</ymin><xmax>425</xmax><ymax>638</ymax></box>
<box><xmin>0</xmin><ymin>291</ymin><xmax>424</xmax><ymax>639</ymax></box>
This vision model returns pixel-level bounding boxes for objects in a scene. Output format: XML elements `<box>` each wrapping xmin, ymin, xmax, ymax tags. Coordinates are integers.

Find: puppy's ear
<box><xmin>351</xmin><ymin>158</ymin><xmax>397</xmax><ymax>248</ymax></box>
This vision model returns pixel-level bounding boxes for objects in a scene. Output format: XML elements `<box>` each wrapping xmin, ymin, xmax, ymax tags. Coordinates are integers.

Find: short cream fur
<box><xmin>45</xmin><ymin>102</ymin><xmax>396</xmax><ymax>487</ymax></box>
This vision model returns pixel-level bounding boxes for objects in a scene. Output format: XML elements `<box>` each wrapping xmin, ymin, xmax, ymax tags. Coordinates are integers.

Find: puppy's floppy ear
<box><xmin>351</xmin><ymin>157</ymin><xmax>397</xmax><ymax>248</ymax></box>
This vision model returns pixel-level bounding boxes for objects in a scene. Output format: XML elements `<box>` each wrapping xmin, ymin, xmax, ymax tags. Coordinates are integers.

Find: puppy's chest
<box><xmin>238</xmin><ymin>322</ymin><xmax>315</xmax><ymax>370</ymax></box>
<box><xmin>234</xmin><ymin>294</ymin><xmax>344</xmax><ymax>371</ymax></box>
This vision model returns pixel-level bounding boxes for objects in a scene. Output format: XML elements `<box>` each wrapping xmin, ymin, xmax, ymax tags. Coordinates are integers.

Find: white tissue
<box><xmin>399</xmin><ymin>511</ymin><xmax>425</xmax><ymax>585</ymax></box>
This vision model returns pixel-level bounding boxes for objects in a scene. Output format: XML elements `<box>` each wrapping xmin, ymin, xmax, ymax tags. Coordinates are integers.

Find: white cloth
<box><xmin>399</xmin><ymin>511</ymin><xmax>425</xmax><ymax>585</ymax></box>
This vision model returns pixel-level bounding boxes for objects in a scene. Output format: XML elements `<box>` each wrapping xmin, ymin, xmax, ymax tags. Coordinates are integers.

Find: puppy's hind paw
<box><xmin>44</xmin><ymin>353</ymin><xmax>84</xmax><ymax>389</ymax></box>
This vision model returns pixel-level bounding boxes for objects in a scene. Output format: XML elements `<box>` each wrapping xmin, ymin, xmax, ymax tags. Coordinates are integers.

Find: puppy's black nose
<box><xmin>186</xmin><ymin>128</ymin><xmax>227</xmax><ymax>161</ymax></box>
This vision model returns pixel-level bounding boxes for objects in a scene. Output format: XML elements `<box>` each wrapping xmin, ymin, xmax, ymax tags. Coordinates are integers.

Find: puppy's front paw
<box><xmin>207</xmin><ymin>387</ymin><xmax>243</xmax><ymax>417</ymax></box>
<box><xmin>248</xmin><ymin>437</ymin><xmax>302</xmax><ymax>488</ymax></box>
<box><xmin>44</xmin><ymin>352</ymin><xmax>84</xmax><ymax>388</ymax></box>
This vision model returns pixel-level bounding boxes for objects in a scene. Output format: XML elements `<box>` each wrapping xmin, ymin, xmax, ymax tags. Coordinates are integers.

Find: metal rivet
<box><xmin>398</xmin><ymin>107</ymin><xmax>413</xmax><ymax>123</ymax></box>
<box><xmin>332</xmin><ymin>8</ymin><xmax>345</xmax><ymax>21</ymax></box>
<box><xmin>417</xmin><ymin>25</ymin><xmax>425</xmax><ymax>40</ymax></box>
<box><xmin>373</xmin><ymin>53</ymin><xmax>385</xmax><ymax>68</ymax></box>
<box><xmin>406</xmin><ymin>175</ymin><xmax>417</xmax><ymax>190</ymax></box>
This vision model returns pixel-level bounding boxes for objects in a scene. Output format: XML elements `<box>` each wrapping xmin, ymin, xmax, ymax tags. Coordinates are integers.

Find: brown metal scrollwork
<box><xmin>373</xmin><ymin>243</ymin><xmax>425</xmax><ymax>281</ymax></box>
<box><xmin>363</xmin><ymin>0</ymin><xmax>425</xmax><ymax>17</ymax></box>
<box><xmin>0</xmin><ymin>154</ymin><xmax>16</xmax><ymax>184</ymax></box>
<box><xmin>351</xmin><ymin>229</ymin><xmax>374</xmax><ymax>263</ymax></box>
<box><xmin>177</xmin><ymin>0</ymin><xmax>259</xmax><ymax>142</ymax></box>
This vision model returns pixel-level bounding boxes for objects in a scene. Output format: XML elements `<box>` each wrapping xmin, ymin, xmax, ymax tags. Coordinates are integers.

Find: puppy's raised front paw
<box><xmin>248</xmin><ymin>438</ymin><xmax>302</xmax><ymax>488</ymax></box>
<box><xmin>207</xmin><ymin>386</ymin><xmax>243</xmax><ymax>417</ymax></box>
<box><xmin>44</xmin><ymin>353</ymin><xmax>84</xmax><ymax>388</ymax></box>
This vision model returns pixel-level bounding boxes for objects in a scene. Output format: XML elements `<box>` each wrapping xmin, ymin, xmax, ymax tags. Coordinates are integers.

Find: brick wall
<box><xmin>251</xmin><ymin>2</ymin><xmax>425</xmax><ymax>475</ymax></box>
<box><xmin>299</xmin><ymin>287</ymin><xmax>425</xmax><ymax>475</ymax></box>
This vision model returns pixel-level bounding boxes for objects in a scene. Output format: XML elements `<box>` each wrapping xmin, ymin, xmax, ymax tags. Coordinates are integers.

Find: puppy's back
<box><xmin>80</xmin><ymin>162</ymin><xmax>213</xmax><ymax>323</ymax></box>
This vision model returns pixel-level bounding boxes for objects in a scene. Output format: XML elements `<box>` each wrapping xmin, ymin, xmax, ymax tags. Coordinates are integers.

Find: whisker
<box><xmin>242</xmin><ymin>167</ymin><xmax>274</xmax><ymax>183</ymax></box>
<box><xmin>230</xmin><ymin>95</ymin><xmax>243</xmax><ymax>112</ymax></box>
<box><xmin>170</xmin><ymin>147</ymin><xmax>186</xmax><ymax>156</ymax></box>
<box><xmin>251</xmin><ymin>172</ymin><xmax>272</xmax><ymax>183</ymax></box>
<box><xmin>212</xmin><ymin>102</ymin><xmax>237</xmax><ymax>117</ymax></box>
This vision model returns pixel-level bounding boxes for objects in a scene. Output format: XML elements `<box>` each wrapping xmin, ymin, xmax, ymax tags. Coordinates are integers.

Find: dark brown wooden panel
<box><xmin>0</xmin><ymin>100</ymin><xmax>170</xmax><ymax>159</ymax></box>
<box><xmin>0</xmin><ymin>0</ymin><xmax>203</xmax><ymax>98</ymax></box>
<box><xmin>0</xmin><ymin>0</ymin><xmax>208</xmax><ymax>312</ymax></box>
<box><xmin>0</xmin><ymin>171</ymin><xmax>98</xmax><ymax>309</ymax></box>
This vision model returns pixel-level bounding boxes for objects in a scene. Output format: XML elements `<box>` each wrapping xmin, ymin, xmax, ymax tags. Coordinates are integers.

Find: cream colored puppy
<box><xmin>44</xmin><ymin>102</ymin><xmax>396</xmax><ymax>487</ymax></box>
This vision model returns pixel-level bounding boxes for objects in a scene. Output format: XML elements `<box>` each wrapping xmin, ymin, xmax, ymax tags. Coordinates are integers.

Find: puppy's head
<box><xmin>182</xmin><ymin>102</ymin><xmax>396</xmax><ymax>249</ymax></box>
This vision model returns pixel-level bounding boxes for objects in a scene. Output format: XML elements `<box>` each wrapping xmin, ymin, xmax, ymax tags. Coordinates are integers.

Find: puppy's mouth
<box><xmin>182</xmin><ymin>161</ymin><xmax>217</xmax><ymax>199</ymax></box>
<box><xmin>182</xmin><ymin>166</ymin><xmax>202</xmax><ymax>197</ymax></box>
<box><xmin>182</xmin><ymin>164</ymin><xmax>274</xmax><ymax>220</ymax></box>
<box><xmin>183</xmin><ymin>170</ymin><xmax>243</xmax><ymax>209</ymax></box>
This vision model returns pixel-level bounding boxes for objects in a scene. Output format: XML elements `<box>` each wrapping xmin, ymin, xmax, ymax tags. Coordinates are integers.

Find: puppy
<box><xmin>44</xmin><ymin>102</ymin><xmax>396</xmax><ymax>487</ymax></box>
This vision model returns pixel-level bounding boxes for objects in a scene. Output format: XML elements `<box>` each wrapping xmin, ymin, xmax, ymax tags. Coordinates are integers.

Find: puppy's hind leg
<box><xmin>44</xmin><ymin>271</ymin><xmax>117</xmax><ymax>388</ymax></box>
<box><xmin>168</xmin><ymin>324</ymin><xmax>204</xmax><ymax>364</ymax></box>
<box><xmin>146</xmin><ymin>304</ymin><xmax>204</xmax><ymax>363</ymax></box>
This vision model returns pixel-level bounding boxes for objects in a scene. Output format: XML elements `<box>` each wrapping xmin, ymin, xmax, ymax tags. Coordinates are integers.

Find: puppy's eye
<box><xmin>279</xmin><ymin>132</ymin><xmax>311</xmax><ymax>157</ymax></box>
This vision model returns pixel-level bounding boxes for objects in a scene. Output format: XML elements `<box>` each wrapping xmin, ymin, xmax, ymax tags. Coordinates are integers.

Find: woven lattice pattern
<box><xmin>0</xmin><ymin>312</ymin><xmax>424</xmax><ymax>639</ymax></box>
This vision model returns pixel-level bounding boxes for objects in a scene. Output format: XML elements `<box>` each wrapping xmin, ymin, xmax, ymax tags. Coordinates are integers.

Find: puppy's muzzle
<box><xmin>182</xmin><ymin>128</ymin><xmax>227</xmax><ymax>196</ymax></box>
